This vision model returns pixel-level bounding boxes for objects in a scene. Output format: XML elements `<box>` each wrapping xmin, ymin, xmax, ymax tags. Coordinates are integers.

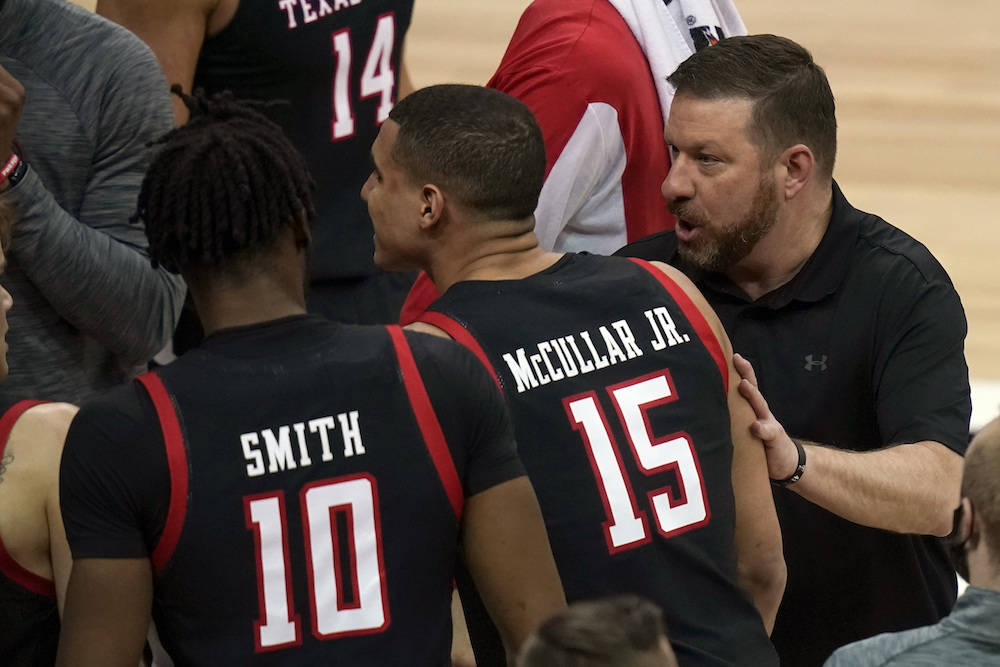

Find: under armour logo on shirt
<box><xmin>804</xmin><ymin>355</ymin><xmax>828</xmax><ymax>372</ymax></box>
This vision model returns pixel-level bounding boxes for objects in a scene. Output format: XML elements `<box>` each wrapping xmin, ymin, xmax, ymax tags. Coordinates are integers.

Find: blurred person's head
<box><xmin>950</xmin><ymin>417</ymin><xmax>1000</xmax><ymax>588</ymax></box>
<box><xmin>517</xmin><ymin>596</ymin><xmax>678</xmax><ymax>667</ymax></box>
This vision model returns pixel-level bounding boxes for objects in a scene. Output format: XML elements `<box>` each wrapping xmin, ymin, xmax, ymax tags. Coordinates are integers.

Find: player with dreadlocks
<box><xmin>138</xmin><ymin>87</ymin><xmax>316</xmax><ymax>274</ymax></box>
<box><xmin>56</xmin><ymin>90</ymin><xmax>565</xmax><ymax>667</ymax></box>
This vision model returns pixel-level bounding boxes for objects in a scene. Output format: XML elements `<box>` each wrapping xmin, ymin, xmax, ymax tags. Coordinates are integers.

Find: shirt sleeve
<box><xmin>408</xmin><ymin>332</ymin><xmax>525</xmax><ymax>498</ymax></box>
<box><xmin>490</xmin><ymin>68</ymin><xmax>624</xmax><ymax>251</ymax></box>
<box><xmin>6</xmin><ymin>26</ymin><xmax>185</xmax><ymax>366</ymax></box>
<box><xmin>60</xmin><ymin>382</ymin><xmax>170</xmax><ymax>560</ymax></box>
<box><xmin>873</xmin><ymin>263</ymin><xmax>971</xmax><ymax>454</ymax></box>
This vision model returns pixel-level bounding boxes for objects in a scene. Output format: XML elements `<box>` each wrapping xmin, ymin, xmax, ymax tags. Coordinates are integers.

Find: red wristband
<box><xmin>0</xmin><ymin>152</ymin><xmax>19</xmax><ymax>184</ymax></box>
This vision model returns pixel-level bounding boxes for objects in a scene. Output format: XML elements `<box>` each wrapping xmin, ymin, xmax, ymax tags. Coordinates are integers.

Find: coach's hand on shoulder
<box><xmin>0</xmin><ymin>65</ymin><xmax>24</xmax><ymax>162</ymax></box>
<box><xmin>734</xmin><ymin>354</ymin><xmax>802</xmax><ymax>482</ymax></box>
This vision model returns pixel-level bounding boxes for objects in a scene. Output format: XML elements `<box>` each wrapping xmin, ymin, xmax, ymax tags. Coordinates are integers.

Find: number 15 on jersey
<box><xmin>564</xmin><ymin>369</ymin><xmax>711</xmax><ymax>555</ymax></box>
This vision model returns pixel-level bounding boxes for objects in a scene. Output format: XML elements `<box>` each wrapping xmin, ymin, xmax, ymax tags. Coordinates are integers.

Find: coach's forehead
<box><xmin>665</xmin><ymin>94</ymin><xmax>757</xmax><ymax>150</ymax></box>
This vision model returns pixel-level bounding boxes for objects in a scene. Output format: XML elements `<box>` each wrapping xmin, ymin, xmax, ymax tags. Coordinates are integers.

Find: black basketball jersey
<box><xmin>141</xmin><ymin>322</ymin><xmax>472</xmax><ymax>665</ymax></box>
<box><xmin>424</xmin><ymin>254</ymin><xmax>777</xmax><ymax>667</ymax></box>
<box><xmin>194</xmin><ymin>0</ymin><xmax>414</xmax><ymax>281</ymax></box>
<box><xmin>0</xmin><ymin>398</ymin><xmax>59</xmax><ymax>667</ymax></box>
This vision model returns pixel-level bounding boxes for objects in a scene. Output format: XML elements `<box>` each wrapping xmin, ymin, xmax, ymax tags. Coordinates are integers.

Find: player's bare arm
<box><xmin>648</xmin><ymin>261</ymin><xmax>785</xmax><ymax>632</ymax></box>
<box><xmin>736</xmin><ymin>355</ymin><xmax>963</xmax><ymax>537</ymax></box>
<box><xmin>56</xmin><ymin>557</ymin><xmax>153</xmax><ymax>667</ymax></box>
<box><xmin>26</xmin><ymin>403</ymin><xmax>79</xmax><ymax>613</ymax></box>
<box><xmin>460</xmin><ymin>476</ymin><xmax>566</xmax><ymax>665</ymax></box>
<box><xmin>97</xmin><ymin>0</ymin><xmax>237</xmax><ymax>123</ymax></box>
<box><xmin>0</xmin><ymin>402</ymin><xmax>78</xmax><ymax>613</ymax></box>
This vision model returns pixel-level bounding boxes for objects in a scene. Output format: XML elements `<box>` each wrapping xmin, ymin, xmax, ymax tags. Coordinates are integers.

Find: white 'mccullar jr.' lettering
<box><xmin>501</xmin><ymin>312</ymin><xmax>684</xmax><ymax>394</ymax></box>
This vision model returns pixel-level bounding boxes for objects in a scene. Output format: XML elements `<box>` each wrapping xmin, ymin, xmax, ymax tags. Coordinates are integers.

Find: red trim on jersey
<box><xmin>415</xmin><ymin>311</ymin><xmax>502</xmax><ymax>394</ymax></box>
<box><xmin>627</xmin><ymin>258</ymin><xmax>729</xmax><ymax>391</ymax></box>
<box><xmin>606</xmin><ymin>370</ymin><xmax>711</xmax><ymax>540</ymax></box>
<box><xmin>300</xmin><ymin>473</ymin><xmax>391</xmax><ymax>640</ymax></box>
<box><xmin>329</xmin><ymin>504</ymin><xmax>362</xmax><ymax>612</ymax></box>
<box><xmin>244</xmin><ymin>491</ymin><xmax>303</xmax><ymax>652</ymax></box>
<box><xmin>399</xmin><ymin>272</ymin><xmax>439</xmax><ymax>325</ymax></box>
<box><xmin>386</xmin><ymin>326</ymin><xmax>464</xmax><ymax>519</ymax></box>
<box><xmin>561</xmin><ymin>390</ymin><xmax>651</xmax><ymax>555</ymax></box>
<box><xmin>137</xmin><ymin>373</ymin><xmax>190</xmax><ymax>573</ymax></box>
<box><xmin>0</xmin><ymin>399</ymin><xmax>55</xmax><ymax>598</ymax></box>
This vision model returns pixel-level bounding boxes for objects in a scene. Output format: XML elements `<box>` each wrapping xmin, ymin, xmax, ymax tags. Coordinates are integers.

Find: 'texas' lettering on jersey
<box><xmin>503</xmin><ymin>307</ymin><xmax>693</xmax><ymax>394</ymax></box>
<box><xmin>240</xmin><ymin>411</ymin><xmax>366</xmax><ymax>478</ymax></box>
<box><xmin>277</xmin><ymin>0</ymin><xmax>364</xmax><ymax>30</ymax></box>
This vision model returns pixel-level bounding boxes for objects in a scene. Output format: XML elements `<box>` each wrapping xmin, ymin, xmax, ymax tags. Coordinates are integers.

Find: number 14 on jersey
<box><xmin>331</xmin><ymin>14</ymin><xmax>397</xmax><ymax>140</ymax></box>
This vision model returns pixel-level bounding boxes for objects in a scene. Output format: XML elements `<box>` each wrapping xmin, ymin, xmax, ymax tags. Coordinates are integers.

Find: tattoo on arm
<box><xmin>0</xmin><ymin>452</ymin><xmax>12</xmax><ymax>484</ymax></box>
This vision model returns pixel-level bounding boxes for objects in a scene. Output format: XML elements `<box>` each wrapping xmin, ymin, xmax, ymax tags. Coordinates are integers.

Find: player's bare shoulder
<box><xmin>646</xmin><ymin>259</ymin><xmax>732</xmax><ymax>356</ymax></box>
<box><xmin>9</xmin><ymin>403</ymin><xmax>79</xmax><ymax>464</ymax></box>
<box><xmin>404</xmin><ymin>321</ymin><xmax>451</xmax><ymax>340</ymax></box>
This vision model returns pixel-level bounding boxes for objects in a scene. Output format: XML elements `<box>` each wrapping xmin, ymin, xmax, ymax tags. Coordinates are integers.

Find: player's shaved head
<box><xmin>518</xmin><ymin>595</ymin><xmax>678</xmax><ymax>667</ymax></box>
<box><xmin>387</xmin><ymin>84</ymin><xmax>545</xmax><ymax>223</ymax></box>
<box><xmin>964</xmin><ymin>417</ymin><xmax>1000</xmax><ymax>559</ymax></box>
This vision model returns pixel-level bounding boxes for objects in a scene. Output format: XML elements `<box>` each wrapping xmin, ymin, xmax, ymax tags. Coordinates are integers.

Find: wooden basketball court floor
<box><xmin>72</xmin><ymin>0</ymin><xmax>1000</xmax><ymax>428</ymax></box>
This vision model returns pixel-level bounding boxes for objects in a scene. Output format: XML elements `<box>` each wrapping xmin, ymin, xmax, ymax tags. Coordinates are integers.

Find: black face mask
<box><xmin>946</xmin><ymin>503</ymin><xmax>974</xmax><ymax>582</ymax></box>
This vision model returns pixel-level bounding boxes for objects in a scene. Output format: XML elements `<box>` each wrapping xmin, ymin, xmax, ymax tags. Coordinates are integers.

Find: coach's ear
<box><xmin>419</xmin><ymin>184</ymin><xmax>445</xmax><ymax>230</ymax></box>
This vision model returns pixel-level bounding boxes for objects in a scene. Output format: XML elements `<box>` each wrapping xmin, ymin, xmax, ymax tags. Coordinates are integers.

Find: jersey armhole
<box><xmin>628</xmin><ymin>258</ymin><xmax>730</xmax><ymax>391</ymax></box>
<box><xmin>136</xmin><ymin>373</ymin><xmax>189</xmax><ymax>574</ymax></box>
<box><xmin>386</xmin><ymin>326</ymin><xmax>465</xmax><ymax>520</ymax></box>
<box><xmin>415</xmin><ymin>311</ymin><xmax>503</xmax><ymax>395</ymax></box>
<box><xmin>0</xmin><ymin>399</ymin><xmax>55</xmax><ymax>598</ymax></box>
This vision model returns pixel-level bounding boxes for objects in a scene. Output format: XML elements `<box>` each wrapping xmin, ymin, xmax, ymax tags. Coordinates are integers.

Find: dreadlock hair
<box><xmin>137</xmin><ymin>87</ymin><xmax>316</xmax><ymax>276</ymax></box>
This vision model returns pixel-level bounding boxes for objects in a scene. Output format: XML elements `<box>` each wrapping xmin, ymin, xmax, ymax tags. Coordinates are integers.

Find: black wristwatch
<box><xmin>772</xmin><ymin>437</ymin><xmax>806</xmax><ymax>487</ymax></box>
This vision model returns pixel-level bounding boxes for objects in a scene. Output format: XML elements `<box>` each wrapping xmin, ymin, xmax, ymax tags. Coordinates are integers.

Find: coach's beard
<box><xmin>671</xmin><ymin>179</ymin><xmax>779</xmax><ymax>273</ymax></box>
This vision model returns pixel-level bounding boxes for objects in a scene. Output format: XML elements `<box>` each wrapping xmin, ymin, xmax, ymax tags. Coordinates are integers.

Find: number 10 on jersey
<box><xmin>244</xmin><ymin>474</ymin><xmax>389</xmax><ymax>651</ymax></box>
<box><xmin>564</xmin><ymin>370</ymin><xmax>711</xmax><ymax>554</ymax></box>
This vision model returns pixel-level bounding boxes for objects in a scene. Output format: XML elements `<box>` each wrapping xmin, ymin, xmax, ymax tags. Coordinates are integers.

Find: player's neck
<box><xmin>195</xmin><ymin>288</ymin><xmax>307</xmax><ymax>336</ymax></box>
<box><xmin>430</xmin><ymin>224</ymin><xmax>562</xmax><ymax>292</ymax></box>
<box><xmin>968</xmin><ymin>548</ymin><xmax>1000</xmax><ymax>593</ymax></box>
<box><xmin>186</xmin><ymin>247</ymin><xmax>308</xmax><ymax>336</ymax></box>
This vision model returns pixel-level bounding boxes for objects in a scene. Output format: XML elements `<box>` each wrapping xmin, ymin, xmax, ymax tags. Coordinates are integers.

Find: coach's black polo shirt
<box><xmin>618</xmin><ymin>181</ymin><xmax>971</xmax><ymax>667</ymax></box>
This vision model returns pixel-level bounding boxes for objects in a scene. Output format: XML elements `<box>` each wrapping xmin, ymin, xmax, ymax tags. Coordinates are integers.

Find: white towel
<box><xmin>606</xmin><ymin>0</ymin><xmax>747</xmax><ymax>124</ymax></box>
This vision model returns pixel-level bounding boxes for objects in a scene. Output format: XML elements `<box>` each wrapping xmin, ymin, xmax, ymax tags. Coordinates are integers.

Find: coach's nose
<box><xmin>661</xmin><ymin>154</ymin><xmax>695</xmax><ymax>204</ymax></box>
